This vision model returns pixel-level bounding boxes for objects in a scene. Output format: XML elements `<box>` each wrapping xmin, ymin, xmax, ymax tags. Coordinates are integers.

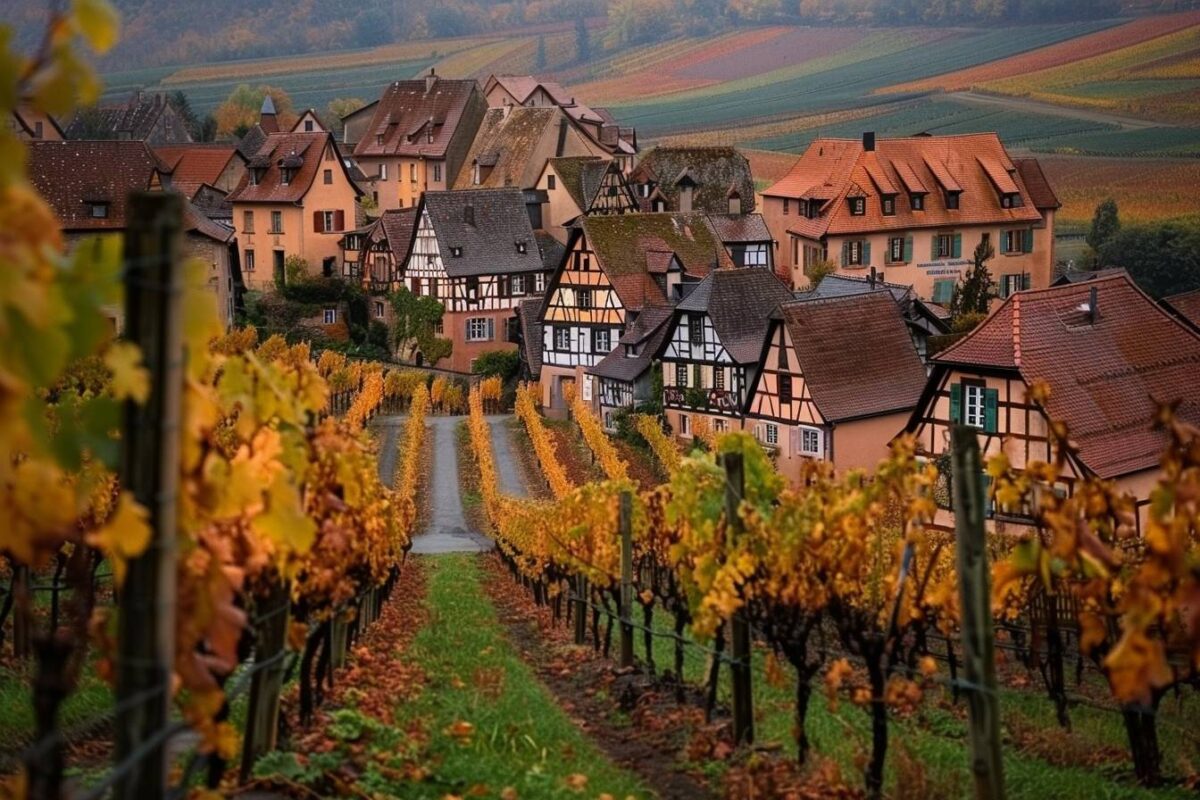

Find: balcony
<box><xmin>368</xmin><ymin>279</ymin><xmax>393</xmax><ymax>294</ymax></box>
<box><xmin>664</xmin><ymin>386</ymin><xmax>740</xmax><ymax>414</ymax></box>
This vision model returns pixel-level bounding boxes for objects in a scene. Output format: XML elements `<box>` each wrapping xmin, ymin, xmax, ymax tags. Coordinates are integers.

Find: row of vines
<box><xmin>469</xmin><ymin>384</ymin><xmax>1200</xmax><ymax>794</ymax></box>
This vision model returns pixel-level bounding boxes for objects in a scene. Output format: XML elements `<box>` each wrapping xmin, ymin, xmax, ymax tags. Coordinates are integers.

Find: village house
<box><xmin>65</xmin><ymin>90</ymin><xmax>192</xmax><ymax>145</ymax></box>
<box><xmin>904</xmin><ymin>273</ymin><xmax>1200</xmax><ymax>536</ymax></box>
<box><xmin>340</xmin><ymin>208</ymin><xmax>418</xmax><ymax>291</ymax></box>
<box><xmin>10</xmin><ymin>102</ymin><xmax>63</xmax><ymax>141</ymax></box>
<box><xmin>795</xmin><ymin>272</ymin><xmax>950</xmax><ymax>361</ymax></box>
<box><xmin>658</xmin><ymin>268</ymin><xmax>793</xmax><ymax>440</ymax></box>
<box><xmin>292</xmin><ymin>109</ymin><xmax>327</xmax><ymax>134</ymax></box>
<box><xmin>760</xmin><ymin>132</ymin><xmax>1060</xmax><ymax>300</ymax></box>
<box><xmin>26</xmin><ymin>139</ymin><xmax>237</xmax><ymax>328</ymax></box>
<box><xmin>535</xmin><ymin>156</ymin><xmax>639</xmax><ymax>242</ymax></box>
<box><xmin>227</xmin><ymin>130</ymin><xmax>362</xmax><ymax>289</ymax></box>
<box><xmin>400</xmin><ymin>188</ymin><xmax>551</xmax><ymax>373</ymax></box>
<box><xmin>539</xmin><ymin>213</ymin><xmax>729</xmax><ymax>416</ymax></box>
<box><xmin>483</xmin><ymin>75</ymin><xmax>638</xmax><ymax>171</ymax></box>
<box><xmin>453</xmin><ymin>105</ymin><xmax>607</xmax><ymax>191</ymax></box>
<box><xmin>588</xmin><ymin>306</ymin><xmax>674</xmax><ymax>431</ymax></box>
<box><xmin>153</xmin><ymin>143</ymin><xmax>246</xmax><ymax>222</ymax></box>
<box><xmin>705</xmin><ymin>213</ymin><xmax>774</xmax><ymax>271</ymax></box>
<box><xmin>352</xmin><ymin>71</ymin><xmax>487</xmax><ymax>211</ymax></box>
<box><xmin>747</xmin><ymin>291</ymin><xmax>929</xmax><ymax>479</ymax></box>
<box><xmin>629</xmin><ymin>147</ymin><xmax>755</xmax><ymax>216</ymax></box>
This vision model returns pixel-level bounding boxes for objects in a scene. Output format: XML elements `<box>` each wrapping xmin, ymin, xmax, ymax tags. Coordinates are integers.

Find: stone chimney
<box><xmin>863</xmin><ymin>131</ymin><xmax>876</xmax><ymax>152</ymax></box>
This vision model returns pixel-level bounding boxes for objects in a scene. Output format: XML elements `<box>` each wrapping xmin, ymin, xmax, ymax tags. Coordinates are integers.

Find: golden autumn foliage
<box><xmin>515</xmin><ymin>383</ymin><xmax>573</xmax><ymax>499</ymax></box>
<box><xmin>568</xmin><ymin>389</ymin><xmax>628</xmax><ymax>482</ymax></box>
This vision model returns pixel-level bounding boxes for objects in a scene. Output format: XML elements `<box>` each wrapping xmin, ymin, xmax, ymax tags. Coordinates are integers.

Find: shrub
<box><xmin>471</xmin><ymin>349</ymin><xmax>520</xmax><ymax>380</ymax></box>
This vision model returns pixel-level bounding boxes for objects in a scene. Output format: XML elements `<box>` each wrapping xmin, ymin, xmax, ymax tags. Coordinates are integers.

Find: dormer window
<box><xmin>427</xmin><ymin>128</ymin><xmax>434</xmax><ymax>144</ymax></box>
<box><xmin>911</xmin><ymin>193</ymin><xmax>925</xmax><ymax>211</ymax></box>
<box><xmin>626</xmin><ymin>343</ymin><xmax>640</xmax><ymax>357</ymax></box>
<box><xmin>849</xmin><ymin>197</ymin><xmax>866</xmax><ymax>216</ymax></box>
<box><xmin>89</xmin><ymin>202</ymin><xmax>109</xmax><ymax>219</ymax></box>
<box><xmin>250</xmin><ymin>168</ymin><xmax>264</xmax><ymax>186</ymax></box>
<box><xmin>281</xmin><ymin>168</ymin><xmax>293</xmax><ymax>185</ymax></box>
<box><xmin>376</xmin><ymin>134</ymin><xmax>384</xmax><ymax>146</ymax></box>
<box><xmin>450</xmin><ymin>246</ymin><xmax>462</xmax><ymax>258</ymax></box>
<box><xmin>946</xmin><ymin>191</ymin><xmax>961</xmax><ymax>210</ymax></box>
<box><xmin>516</xmin><ymin>241</ymin><xmax>527</xmax><ymax>254</ymax></box>
<box><xmin>881</xmin><ymin>196</ymin><xmax>896</xmax><ymax>216</ymax></box>
<box><xmin>1000</xmin><ymin>193</ymin><xmax>1023</xmax><ymax>209</ymax></box>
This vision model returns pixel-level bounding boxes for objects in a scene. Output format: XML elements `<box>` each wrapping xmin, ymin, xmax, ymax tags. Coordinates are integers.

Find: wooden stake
<box><xmin>574</xmin><ymin>576</ymin><xmax>588</xmax><ymax>646</ymax></box>
<box><xmin>723</xmin><ymin>452</ymin><xmax>754</xmax><ymax>746</ymax></box>
<box><xmin>115</xmin><ymin>192</ymin><xmax>184</xmax><ymax>800</ymax></box>
<box><xmin>619</xmin><ymin>491</ymin><xmax>634</xmax><ymax>669</ymax></box>
<box><xmin>951</xmin><ymin>425</ymin><xmax>1006</xmax><ymax>800</ymax></box>
<box><xmin>240</xmin><ymin>580</ymin><xmax>291</xmax><ymax>782</ymax></box>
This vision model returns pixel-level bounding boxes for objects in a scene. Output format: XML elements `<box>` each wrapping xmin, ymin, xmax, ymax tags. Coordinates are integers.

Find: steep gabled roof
<box><xmin>766</xmin><ymin>133</ymin><xmax>1045</xmax><ymax>237</ymax></box>
<box><xmin>548</xmin><ymin>155</ymin><xmax>610</xmax><ymax>211</ymax></box>
<box><xmin>227</xmin><ymin>131</ymin><xmax>359</xmax><ymax>204</ymax></box>
<box><xmin>1163</xmin><ymin>288</ymin><xmax>1200</xmax><ymax>330</ymax></box>
<box><xmin>353</xmin><ymin>76</ymin><xmax>480</xmax><ymax>159</ymax></box>
<box><xmin>454</xmin><ymin>106</ymin><xmax>564</xmax><ymax>189</ymax></box>
<box><xmin>1014</xmin><ymin>158</ymin><xmax>1061</xmax><ymax>210</ymax></box>
<box><xmin>64</xmin><ymin>91</ymin><xmax>191</xmax><ymax>143</ymax></box>
<box><xmin>27</xmin><ymin>140</ymin><xmax>167</xmax><ymax>231</ymax></box>
<box><xmin>676</xmin><ymin>268</ymin><xmax>793</xmax><ymax>363</ymax></box>
<box><xmin>518</xmin><ymin>297</ymin><xmax>544</xmax><ymax>378</ymax></box>
<box><xmin>705</xmin><ymin>213</ymin><xmax>771</xmax><ymax>244</ymax></box>
<box><xmin>582</xmin><ymin>212</ymin><xmax>730</xmax><ymax>311</ymax></box>
<box><xmin>589</xmin><ymin>306</ymin><xmax>674</xmax><ymax>383</ymax></box>
<box><xmin>153</xmin><ymin>144</ymin><xmax>239</xmax><ymax>198</ymax></box>
<box><xmin>634</xmin><ymin>147</ymin><xmax>755</xmax><ymax>214</ymax></box>
<box><xmin>934</xmin><ymin>274</ymin><xmax>1200</xmax><ymax>478</ymax></box>
<box><xmin>780</xmin><ymin>292</ymin><xmax>927</xmax><ymax>422</ymax></box>
<box><xmin>373</xmin><ymin>208</ymin><xmax>419</xmax><ymax>261</ymax></box>
<box><xmin>421</xmin><ymin>188</ymin><xmax>544</xmax><ymax>278</ymax></box>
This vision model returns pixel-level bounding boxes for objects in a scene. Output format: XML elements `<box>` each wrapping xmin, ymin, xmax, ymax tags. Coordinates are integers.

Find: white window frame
<box><xmin>764</xmin><ymin>423</ymin><xmax>779</xmax><ymax>447</ymax></box>
<box><xmin>534</xmin><ymin>273</ymin><xmax>546</xmax><ymax>293</ymax></box>
<box><xmin>847</xmin><ymin>240</ymin><xmax>863</xmax><ymax>266</ymax></box>
<box><xmin>323</xmin><ymin>308</ymin><xmax>337</xmax><ymax>325</ymax></box>
<box><xmin>935</xmin><ymin>234</ymin><xmax>954</xmax><ymax>259</ymax></box>
<box><xmin>467</xmin><ymin>317</ymin><xmax>492</xmax><ymax>342</ymax></box>
<box><xmin>799</xmin><ymin>425</ymin><xmax>822</xmax><ymax>457</ymax></box>
<box><xmin>374</xmin><ymin>301</ymin><xmax>385</xmax><ymax>319</ymax></box>
<box><xmin>323</xmin><ymin>211</ymin><xmax>335</xmax><ymax>232</ymax></box>
<box><xmin>679</xmin><ymin>414</ymin><xmax>691</xmax><ymax>438</ymax></box>
<box><xmin>964</xmin><ymin>384</ymin><xmax>986</xmax><ymax>429</ymax></box>
<box><xmin>511</xmin><ymin>274</ymin><xmax>527</xmax><ymax>296</ymax></box>
<box><xmin>593</xmin><ymin>328</ymin><xmax>611</xmax><ymax>354</ymax></box>
<box><xmin>554</xmin><ymin>326</ymin><xmax>570</xmax><ymax>351</ymax></box>
<box><xmin>270</xmin><ymin>211</ymin><xmax>283</xmax><ymax>234</ymax></box>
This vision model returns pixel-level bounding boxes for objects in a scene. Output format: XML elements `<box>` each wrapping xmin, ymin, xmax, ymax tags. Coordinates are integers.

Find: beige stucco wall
<box><xmin>357</xmin><ymin>155</ymin><xmax>445</xmax><ymax>211</ymax></box>
<box><xmin>434</xmin><ymin>309</ymin><xmax>518</xmax><ymax>374</ymax></box>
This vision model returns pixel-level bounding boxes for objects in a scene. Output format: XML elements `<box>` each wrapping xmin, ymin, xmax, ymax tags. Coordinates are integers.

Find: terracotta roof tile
<box><xmin>1163</xmin><ymin>288</ymin><xmax>1200</xmax><ymax>330</ymax></box>
<box><xmin>767</xmin><ymin>134</ymin><xmax>1045</xmax><ymax>237</ymax></box>
<box><xmin>153</xmin><ymin>144</ymin><xmax>238</xmax><ymax>198</ymax></box>
<box><xmin>780</xmin><ymin>292</ymin><xmax>927</xmax><ymax>422</ymax></box>
<box><xmin>936</xmin><ymin>275</ymin><xmax>1200</xmax><ymax>478</ymax></box>
<box><xmin>704</xmin><ymin>213</ymin><xmax>771</xmax><ymax>244</ymax></box>
<box><xmin>28</xmin><ymin>140</ymin><xmax>166</xmax><ymax>231</ymax></box>
<box><xmin>227</xmin><ymin>131</ymin><xmax>357</xmax><ymax>204</ymax></box>
<box><xmin>1014</xmin><ymin>158</ymin><xmax>1061</xmax><ymax>210</ymax></box>
<box><xmin>353</xmin><ymin>77</ymin><xmax>480</xmax><ymax>160</ymax></box>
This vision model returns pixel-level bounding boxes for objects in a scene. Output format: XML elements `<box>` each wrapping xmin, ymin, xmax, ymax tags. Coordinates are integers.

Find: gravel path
<box><xmin>409</xmin><ymin>415</ymin><xmax>493</xmax><ymax>555</ymax></box>
<box><xmin>487</xmin><ymin>415</ymin><xmax>528</xmax><ymax>499</ymax></box>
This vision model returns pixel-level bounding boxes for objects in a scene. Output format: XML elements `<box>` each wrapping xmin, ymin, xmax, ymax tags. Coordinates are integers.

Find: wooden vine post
<box><xmin>950</xmin><ymin>425</ymin><xmax>1006</xmax><ymax>800</ymax></box>
<box><xmin>723</xmin><ymin>452</ymin><xmax>754</xmax><ymax>746</ymax></box>
<box><xmin>618</xmin><ymin>491</ymin><xmax>634</xmax><ymax>669</ymax></box>
<box><xmin>240</xmin><ymin>579</ymin><xmax>292</xmax><ymax>782</ymax></box>
<box><xmin>115</xmin><ymin>192</ymin><xmax>185</xmax><ymax>800</ymax></box>
<box><xmin>573</xmin><ymin>576</ymin><xmax>588</xmax><ymax>646</ymax></box>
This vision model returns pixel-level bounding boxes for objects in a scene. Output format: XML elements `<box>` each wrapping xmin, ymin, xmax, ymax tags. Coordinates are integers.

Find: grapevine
<box><xmin>568</xmin><ymin>387</ymin><xmax>628</xmax><ymax>482</ymax></box>
<box><xmin>634</xmin><ymin>413</ymin><xmax>681</xmax><ymax>474</ymax></box>
<box><xmin>514</xmin><ymin>383</ymin><xmax>573</xmax><ymax>499</ymax></box>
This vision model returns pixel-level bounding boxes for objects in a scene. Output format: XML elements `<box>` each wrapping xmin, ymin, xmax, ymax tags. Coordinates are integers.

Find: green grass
<box><xmin>0</xmin><ymin>660</ymin><xmax>113</xmax><ymax>754</ymax></box>
<box><xmin>393</xmin><ymin>554</ymin><xmax>649</xmax><ymax>799</ymax></box>
<box><xmin>640</xmin><ymin>608</ymin><xmax>1194</xmax><ymax>799</ymax></box>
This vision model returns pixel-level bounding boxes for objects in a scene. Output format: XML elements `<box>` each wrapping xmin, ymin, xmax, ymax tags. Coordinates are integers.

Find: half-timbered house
<box><xmin>704</xmin><ymin>213</ymin><xmax>774</xmax><ymax>272</ymax></box>
<box><xmin>747</xmin><ymin>291</ymin><xmax>928</xmax><ymax>480</ymax></box>
<box><xmin>539</xmin><ymin>213</ymin><xmax>729</xmax><ymax>416</ymax></box>
<box><xmin>659</xmin><ymin>268</ymin><xmax>793</xmax><ymax>439</ymax></box>
<box><xmin>536</xmin><ymin>156</ymin><xmax>638</xmax><ymax>242</ymax></box>
<box><xmin>630</xmin><ymin>147</ymin><xmax>755</xmax><ymax>215</ymax></box>
<box><xmin>402</xmin><ymin>188</ymin><xmax>551</xmax><ymax>372</ymax></box>
<box><xmin>905</xmin><ymin>273</ymin><xmax>1200</xmax><ymax>535</ymax></box>
<box><xmin>588</xmin><ymin>306</ymin><xmax>674</xmax><ymax>430</ymax></box>
<box><xmin>339</xmin><ymin>207</ymin><xmax>419</xmax><ymax>327</ymax></box>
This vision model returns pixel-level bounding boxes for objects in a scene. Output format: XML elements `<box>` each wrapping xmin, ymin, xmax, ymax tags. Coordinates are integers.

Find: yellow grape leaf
<box><xmin>86</xmin><ymin>491</ymin><xmax>151</xmax><ymax>584</ymax></box>
<box><xmin>251</xmin><ymin>474</ymin><xmax>317</xmax><ymax>557</ymax></box>
<box><xmin>72</xmin><ymin>0</ymin><xmax>120</xmax><ymax>54</ymax></box>
<box><xmin>104</xmin><ymin>341</ymin><xmax>149</xmax><ymax>403</ymax></box>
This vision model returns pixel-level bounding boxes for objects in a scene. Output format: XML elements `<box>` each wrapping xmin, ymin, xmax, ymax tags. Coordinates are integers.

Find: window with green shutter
<box><xmin>903</xmin><ymin>235</ymin><xmax>913</xmax><ymax>263</ymax></box>
<box><xmin>1022</xmin><ymin>228</ymin><xmax>1034</xmax><ymax>254</ymax></box>
<box><xmin>984</xmin><ymin>388</ymin><xmax>999</xmax><ymax>433</ymax></box>
<box><xmin>933</xmin><ymin>278</ymin><xmax>955</xmax><ymax>305</ymax></box>
<box><xmin>949</xmin><ymin>383</ymin><xmax>962</xmax><ymax>423</ymax></box>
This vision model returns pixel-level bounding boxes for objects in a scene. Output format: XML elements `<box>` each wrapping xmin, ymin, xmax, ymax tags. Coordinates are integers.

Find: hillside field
<box><xmin>100</xmin><ymin>11</ymin><xmax>1200</xmax><ymax>228</ymax></box>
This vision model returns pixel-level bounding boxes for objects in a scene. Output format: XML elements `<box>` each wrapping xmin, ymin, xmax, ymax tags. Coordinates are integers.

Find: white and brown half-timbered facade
<box><xmin>905</xmin><ymin>274</ymin><xmax>1200</xmax><ymax>535</ymax></box>
<box><xmin>587</xmin><ymin>306</ymin><xmax>673</xmax><ymax>430</ymax></box>
<box><xmin>747</xmin><ymin>291</ymin><xmax>928</xmax><ymax>481</ymax></box>
<box><xmin>659</xmin><ymin>268</ymin><xmax>792</xmax><ymax>439</ymax></box>
<box><xmin>401</xmin><ymin>187</ymin><xmax>551</xmax><ymax>372</ymax></box>
<box><xmin>539</xmin><ymin>213</ymin><xmax>728</xmax><ymax>416</ymax></box>
<box><xmin>536</xmin><ymin>156</ymin><xmax>638</xmax><ymax>242</ymax></box>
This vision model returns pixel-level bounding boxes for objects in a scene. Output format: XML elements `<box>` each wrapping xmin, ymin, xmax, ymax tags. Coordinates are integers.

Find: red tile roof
<box><xmin>1163</xmin><ymin>288</ymin><xmax>1200</xmax><ymax>330</ymax></box>
<box><xmin>935</xmin><ymin>274</ymin><xmax>1200</xmax><ymax>478</ymax></box>
<box><xmin>779</xmin><ymin>291</ymin><xmax>927</xmax><ymax>422</ymax></box>
<box><xmin>154</xmin><ymin>144</ymin><xmax>238</xmax><ymax>198</ymax></box>
<box><xmin>227</xmin><ymin>131</ymin><xmax>358</xmax><ymax>204</ymax></box>
<box><xmin>1014</xmin><ymin>158</ymin><xmax>1061</xmax><ymax>210</ymax></box>
<box><xmin>765</xmin><ymin>133</ymin><xmax>1046</xmax><ymax>237</ymax></box>
<box><xmin>353</xmin><ymin>77</ymin><xmax>480</xmax><ymax>160</ymax></box>
<box><xmin>27</xmin><ymin>140</ymin><xmax>167</xmax><ymax>231</ymax></box>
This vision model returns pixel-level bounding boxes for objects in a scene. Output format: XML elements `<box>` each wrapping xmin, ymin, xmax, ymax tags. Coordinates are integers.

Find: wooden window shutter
<box><xmin>949</xmin><ymin>383</ymin><xmax>962</xmax><ymax>423</ymax></box>
<box><xmin>334</xmin><ymin>210</ymin><xmax>345</xmax><ymax>231</ymax></box>
<box><xmin>465</xmin><ymin>319</ymin><xmax>472</xmax><ymax>339</ymax></box>
<box><xmin>862</xmin><ymin>241</ymin><xmax>871</xmax><ymax>265</ymax></box>
<box><xmin>1023</xmin><ymin>228</ymin><xmax>1034</xmax><ymax>253</ymax></box>
<box><xmin>1022</xmin><ymin>272</ymin><xmax>1032</xmax><ymax>290</ymax></box>
<box><xmin>487</xmin><ymin>318</ymin><xmax>495</xmax><ymax>341</ymax></box>
<box><xmin>840</xmin><ymin>241</ymin><xmax>849</xmax><ymax>267</ymax></box>
<box><xmin>952</xmin><ymin>233</ymin><xmax>962</xmax><ymax>259</ymax></box>
<box><xmin>984</xmin><ymin>388</ymin><xmax>999</xmax><ymax>433</ymax></box>
<box><xmin>930</xmin><ymin>233</ymin><xmax>939</xmax><ymax>259</ymax></box>
<box><xmin>313</xmin><ymin>211</ymin><xmax>324</xmax><ymax>233</ymax></box>
<box><xmin>903</xmin><ymin>235</ymin><xmax>913</xmax><ymax>263</ymax></box>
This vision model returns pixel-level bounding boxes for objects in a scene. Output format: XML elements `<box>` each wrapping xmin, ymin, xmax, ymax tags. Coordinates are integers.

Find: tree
<box><xmin>1098</xmin><ymin>220</ymin><xmax>1200</xmax><ymax>299</ymax></box>
<box><xmin>326</xmin><ymin>97</ymin><xmax>365</xmax><ymax>138</ymax></box>
<box><xmin>214</xmin><ymin>84</ymin><xmax>297</xmax><ymax>138</ymax></box>
<box><xmin>389</xmin><ymin>287</ymin><xmax>451</xmax><ymax>365</ymax></box>
<box><xmin>1087</xmin><ymin>198</ymin><xmax>1121</xmax><ymax>261</ymax></box>
<box><xmin>951</xmin><ymin>237</ymin><xmax>994</xmax><ymax>318</ymax></box>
